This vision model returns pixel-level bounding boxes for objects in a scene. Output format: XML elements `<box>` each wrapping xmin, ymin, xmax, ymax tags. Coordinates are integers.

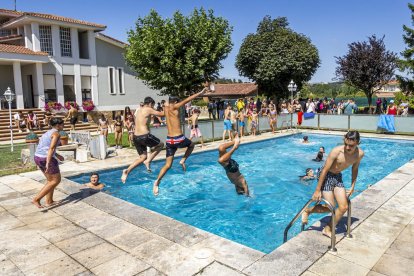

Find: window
<box><xmin>108</xmin><ymin>67</ymin><xmax>116</xmax><ymax>94</ymax></box>
<box><xmin>39</xmin><ymin>25</ymin><xmax>53</xmax><ymax>55</ymax></box>
<box><xmin>78</xmin><ymin>31</ymin><xmax>89</xmax><ymax>59</ymax></box>
<box><xmin>59</xmin><ymin>27</ymin><xmax>72</xmax><ymax>57</ymax></box>
<box><xmin>0</xmin><ymin>29</ymin><xmax>11</xmax><ymax>37</ymax></box>
<box><xmin>117</xmin><ymin>68</ymin><xmax>125</xmax><ymax>94</ymax></box>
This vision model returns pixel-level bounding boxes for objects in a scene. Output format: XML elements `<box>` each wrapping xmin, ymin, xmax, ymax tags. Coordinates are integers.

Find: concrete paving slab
<box><xmin>25</xmin><ymin>256</ymin><xmax>86</xmax><ymax>276</ymax></box>
<box><xmin>196</xmin><ymin>262</ymin><xmax>244</xmax><ymax>276</ymax></box>
<box><xmin>25</xmin><ymin>215</ymin><xmax>71</xmax><ymax>231</ymax></box>
<box><xmin>130</xmin><ymin>237</ymin><xmax>175</xmax><ymax>262</ymax></box>
<box><xmin>71</xmin><ymin>243</ymin><xmax>125</xmax><ymax>270</ymax></box>
<box><xmin>16</xmin><ymin>209</ymin><xmax>60</xmax><ymax>224</ymax></box>
<box><xmin>366</xmin><ymin>271</ymin><xmax>387</xmax><ymax>276</ymax></box>
<box><xmin>136</xmin><ymin>267</ymin><xmax>166</xmax><ymax>276</ymax></box>
<box><xmin>396</xmin><ymin>223</ymin><xmax>414</xmax><ymax>242</ymax></box>
<box><xmin>86</xmin><ymin>219</ymin><xmax>138</xmax><ymax>241</ymax></box>
<box><xmin>0</xmin><ymin>196</ymin><xmax>29</xmax><ymax>210</ymax></box>
<box><xmin>106</xmin><ymin>228</ymin><xmax>158</xmax><ymax>252</ymax></box>
<box><xmin>54</xmin><ymin>232</ymin><xmax>105</xmax><ymax>255</ymax></box>
<box><xmin>90</xmin><ymin>254</ymin><xmax>150</xmax><ymax>276</ymax></box>
<box><xmin>372</xmin><ymin>253</ymin><xmax>414</xmax><ymax>276</ymax></box>
<box><xmin>8</xmin><ymin>244</ymin><xmax>66</xmax><ymax>273</ymax></box>
<box><xmin>385</xmin><ymin>239</ymin><xmax>414</xmax><ymax>261</ymax></box>
<box><xmin>308</xmin><ymin>253</ymin><xmax>370</xmax><ymax>276</ymax></box>
<box><xmin>40</xmin><ymin>223</ymin><xmax>87</xmax><ymax>243</ymax></box>
<box><xmin>0</xmin><ymin>226</ymin><xmax>51</xmax><ymax>254</ymax></box>
<box><xmin>0</xmin><ymin>212</ymin><xmax>25</xmax><ymax>231</ymax></box>
<box><xmin>0</xmin><ymin>257</ymin><xmax>24</xmax><ymax>275</ymax></box>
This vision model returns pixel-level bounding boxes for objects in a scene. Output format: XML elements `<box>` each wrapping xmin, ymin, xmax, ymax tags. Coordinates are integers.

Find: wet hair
<box><xmin>193</xmin><ymin>109</ymin><xmax>201</xmax><ymax>114</ymax></box>
<box><xmin>306</xmin><ymin>168</ymin><xmax>312</xmax><ymax>175</ymax></box>
<box><xmin>50</xmin><ymin>117</ymin><xmax>64</xmax><ymax>126</ymax></box>
<box><xmin>168</xmin><ymin>96</ymin><xmax>180</xmax><ymax>103</ymax></box>
<box><xmin>144</xmin><ymin>97</ymin><xmax>155</xmax><ymax>105</ymax></box>
<box><xmin>90</xmin><ymin>172</ymin><xmax>99</xmax><ymax>179</ymax></box>
<box><xmin>320</xmin><ymin>146</ymin><xmax>325</xmax><ymax>151</ymax></box>
<box><xmin>303</xmin><ymin>136</ymin><xmax>309</xmax><ymax>141</ymax></box>
<box><xmin>344</xmin><ymin>131</ymin><xmax>360</xmax><ymax>142</ymax></box>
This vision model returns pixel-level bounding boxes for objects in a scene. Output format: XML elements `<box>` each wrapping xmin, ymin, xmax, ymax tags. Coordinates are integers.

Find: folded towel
<box><xmin>304</xmin><ymin>112</ymin><xmax>315</xmax><ymax>119</ymax></box>
<box><xmin>377</xmin><ymin>115</ymin><xmax>396</xmax><ymax>133</ymax></box>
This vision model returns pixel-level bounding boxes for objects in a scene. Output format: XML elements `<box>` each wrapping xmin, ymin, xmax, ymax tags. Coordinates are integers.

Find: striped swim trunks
<box><xmin>317</xmin><ymin>166</ymin><xmax>344</xmax><ymax>192</ymax></box>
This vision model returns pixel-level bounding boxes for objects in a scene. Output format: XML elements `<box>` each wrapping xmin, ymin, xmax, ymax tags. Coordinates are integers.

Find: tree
<box><xmin>235</xmin><ymin>16</ymin><xmax>320</xmax><ymax>99</ymax></box>
<box><xmin>397</xmin><ymin>3</ymin><xmax>414</xmax><ymax>96</ymax></box>
<box><xmin>335</xmin><ymin>35</ymin><xmax>397</xmax><ymax>110</ymax></box>
<box><xmin>125</xmin><ymin>8</ymin><xmax>233</xmax><ymax>96</ymax></box>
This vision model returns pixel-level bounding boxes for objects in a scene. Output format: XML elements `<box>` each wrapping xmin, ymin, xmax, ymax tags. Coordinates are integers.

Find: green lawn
<box><xmin>106</xmin><ymin>132</ymin><xmax>134</xmax><ymax>148</ymax></box>
<box><xmin>0</xmin><ymin>144</ymin><xmax>37</xmax><ymax>177</ymax></box>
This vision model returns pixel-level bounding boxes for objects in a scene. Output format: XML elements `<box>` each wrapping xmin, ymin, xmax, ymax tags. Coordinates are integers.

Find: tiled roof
<box><xmin>0</xmin><ymin>34</ymin><xmax>22</xmax><ymax>41</ymax></box>
<box><xmin>0</xmin><ymin>44</ymin><xmax>48</xmax><ymax>56</ymax></box>
<box><xmin>204</xmin><ymin>83</ymin><xmax>258</xmax><ymax>97</ymax></box>
<box><xmin>98</xmin><ymin>33</ymin><xmax>128</xmax><ymax>46</ymax></box>
<box><xmin>0</xmin><ymin>9</ymin><xmax>105</xmax><ymax>29</ymax></box>
<box><xmin>375</xmin><ymin>92</ymin><xmax>395</xmax><ymax>98</ymax></box>
<box><xmin>0</xmin><ymin>9</ymin><xmax>23</xmax><ymax>16</ymax></box>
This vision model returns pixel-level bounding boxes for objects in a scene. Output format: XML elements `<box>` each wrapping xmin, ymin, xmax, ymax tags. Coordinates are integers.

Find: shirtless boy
<box><xmin>218</xmin><ymin>133</ymin><xmax>249</xmax><ymax>196</ymax></box>
<box><xmin>121</xmin><ymin>97</ymin><xmax>164</xmax><ymax>183</ymax></box>
<box><xmin>302</xmin><ymin>131</ymin><xmax>364</xmax><ymax>238</ymax></box>
<box><xmin>84</xmin><ymin>172</ymin><xmax>105</xmax><ymax>190</ymax></box>
<box><xmin>189</xmin><ymin>109</ymin><xmax>204</xmax><ymax>147</ymax></box>
<box><xmin>250</xmin><ymin>109</ymin><xmax>259</xmax><ymax>136</ymax></box>
<box><xmin>65</xmin><ymin>103</ymin><xmax>78</xmax><ymax>131</ymax></box>
<box><xmin>237</xmin><ymin>108</ymin><xmax>246</xmax><ymax>137</ymax></box>
<box><xmin>153</xmin><ymin>87</ymin><xmax>210</xmax><ymax>195</ymax></box>
<box><xmin>223</xmin><ymin>105</ymin><xmax>233</xmax><ymax>141</ymax></box>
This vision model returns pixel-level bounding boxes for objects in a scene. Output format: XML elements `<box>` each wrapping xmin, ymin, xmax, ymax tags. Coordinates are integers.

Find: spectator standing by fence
<box><xmin>382</xmin><ymin>98</ymin><xmax>388</xmax><ymax>114</ymax></box>
<box><xmin>376</xmin><ymin>98</ymin><xmax>382</xmax><ymax>114</ymax></box>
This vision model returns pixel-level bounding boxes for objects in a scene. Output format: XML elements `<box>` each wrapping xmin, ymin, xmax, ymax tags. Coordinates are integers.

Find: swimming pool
<box><xmin>68</xmin><ymin>133</ymin><xmax>414</xmax><ymax>253</ymax></box>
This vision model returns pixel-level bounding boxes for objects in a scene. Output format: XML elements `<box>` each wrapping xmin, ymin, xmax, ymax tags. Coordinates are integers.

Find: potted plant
<box><xmin>64</xmin><ymin>101</ymin><xmax>79</xmax><ymax>110</ymax></box>
<box><xmin>82</xmin><ymin>99</ymin><xmax>95</xmax><ymax>112</ymax></box>
<box><xmin>59</xmin><ymin>130</ymin><xmax>69</xmax><ymax>146</ymax></box>
<box><xmin>44</xmin><ymin>101</ymin><xmax>63</xmax><ymax>112</ymax></box>
<box><xmin>25</xmin><ymin>132</ymin><xmax>39</xmax><ymax>144</ymax></box>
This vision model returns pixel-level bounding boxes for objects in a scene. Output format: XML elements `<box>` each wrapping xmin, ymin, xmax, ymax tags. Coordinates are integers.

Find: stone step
<box><xmin>0</xmin><ymin>125</ymin><xmax>98</xmax><ymax>141</ymax></box>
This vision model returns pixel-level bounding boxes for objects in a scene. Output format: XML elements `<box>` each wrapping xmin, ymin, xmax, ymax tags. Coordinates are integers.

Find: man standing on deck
<box><xmin>153</xmin><ymin>86</ymin><xmax>212</xmax><ymax>195</ymax></box>
<box><xmin>302</xmin><ymin>131</ymin><xmax>364</xmax><ymax>238</ymax></box>
<box><xmin>121</xmin><ymin>97</ymin><xmax>164</xmax><ymax>183</ymax></box>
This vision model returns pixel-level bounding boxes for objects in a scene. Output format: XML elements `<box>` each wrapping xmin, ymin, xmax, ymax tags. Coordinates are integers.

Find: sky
<box><xmin>3</xmin><ymin>0</ymin><xmax>412</xmax><ymax>83</ymax></box>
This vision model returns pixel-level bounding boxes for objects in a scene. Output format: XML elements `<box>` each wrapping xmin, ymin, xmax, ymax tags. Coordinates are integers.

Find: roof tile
<box><xmin>205</xmin><ymin>83</ymin><xmax>258</xmax><ymax>97</ymax></box>
<box><xmin>0</xmin><ymin>44</ymin><xmax>48</xmax><ymax>56</ymax></box>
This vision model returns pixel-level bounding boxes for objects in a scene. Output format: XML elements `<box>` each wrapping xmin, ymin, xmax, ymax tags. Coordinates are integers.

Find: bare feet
<box><xmin>179</xmin><ymin>159</ymin><xmax>186</xmax><ymax>172</ymax></box>
<box><xmin>45</xmin><ymin>200</ymin><xmax>61</xmax><ymax>207</ymax></box>
<box><xmin>153</xmin><ymin>180</ymin><xmax>160</xmax><ymax>196</ymax></box>
<box><xmin>121</xmin><ymin>169</ymin><xmax>128</xmax><ymax>184</ymax></box>
<box><xmin>322</xmin><ymin>226</ymin><xmax>332</xmax><ymax>238</ymax></box>
<box><xmin>233</xmin><ymin>133</ymin><xmax>240</xmax><ymax>149</ymax></box>
<box><xmin>31</xmin><ymin>199</ymin><xmax>43</xmax><ymax>209</ymax></box>
<box><xmin>143</xmin><ymin>160</ymin><xmax>152</xmax><ymax>172</ymax></box>
<box><xmin>301</xmin><ymin>209</ymin><xmax>309</xmax><ymax>225</ymax></box>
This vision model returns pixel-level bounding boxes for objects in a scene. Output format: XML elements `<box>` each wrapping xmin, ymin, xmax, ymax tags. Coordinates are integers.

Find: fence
<box><xmin>147</xmin><ymin>114</ymin><xmax>414</xmax><ymax>143</ymax></box>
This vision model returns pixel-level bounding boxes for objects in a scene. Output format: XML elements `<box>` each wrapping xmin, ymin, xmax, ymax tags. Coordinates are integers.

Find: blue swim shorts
<box><xmin>224</xmin><ymin>119</ymin><xmax>232</xmax><ymax>130</ymax></box>
<box><xmin>239</xmin><ymin>121</ymin><xmax>245</xmax><ymax>127</ymax></box>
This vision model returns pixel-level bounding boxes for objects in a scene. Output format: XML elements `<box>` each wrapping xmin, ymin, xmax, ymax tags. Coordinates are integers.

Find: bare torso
<box><xmin>134</xmin><ymin>106</ymin><xmax>153</xmax><ymax>136</ymax></box>
<box><xmin>329</xmin><ymin>145</ymin><xmax>364</xmax><ymax>174</ymax></box>
<box><xmin>164</xmin><ymin>104</ymin><xmax>182</xmax><ymax>136</ymax></box>
<box><xmin>191</xmin><ymin>114</ymin><xmax>199</xmax><ymax>126</ymax></box>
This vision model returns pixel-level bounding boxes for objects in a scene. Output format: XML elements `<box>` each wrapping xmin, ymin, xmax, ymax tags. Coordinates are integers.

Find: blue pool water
<box><xmin>69</xmin><ymin>133</ymin><xmax>414</xmax><ymax>253</ymax></box>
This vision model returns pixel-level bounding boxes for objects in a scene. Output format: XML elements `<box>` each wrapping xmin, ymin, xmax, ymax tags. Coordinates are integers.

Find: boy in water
<box><xmin>300</xmin><ymin>168</ymin><xmax>316</xmax><ymax>181</ymax></box>
<box><xmin>218</xmin><ymin>133</ymin><xmax>249</xmax><ymax>196</ymax></box>
<box><xmin>302</xmin><ymin>136</ymin><xmax>309</xmax><ymax>143</ymax></box>
<box><xmin>302</xmin><ymin>131</ymin><xmax>364</xmax><ymax>238</ymax></box>
<box><xmin>84</xmin><ymin>172</ymin><xmax>105</xmax><ymax>190</ymax></box>
<box><xmin>189</xmin><ymin>109</ymin><xmax>204</xmax><ymax>147</ymax></box>
<box><xmin>313</xmin><ymin>147</ymin><xmax>325</xmax><ymax>162</ymax></box>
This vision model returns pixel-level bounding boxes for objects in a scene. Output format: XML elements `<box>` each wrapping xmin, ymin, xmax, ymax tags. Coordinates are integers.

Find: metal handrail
<box><xmin>283</xmin><ymin>198</ymin><xmax>337</xmax><ymax>251</ymax></box>
<box><xmin>283</xmin><ymin>197</ymin><xmax>353</xmax><ymax>252</ymax></box>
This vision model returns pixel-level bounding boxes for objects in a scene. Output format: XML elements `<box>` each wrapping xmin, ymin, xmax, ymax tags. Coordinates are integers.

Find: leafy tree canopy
<box><xmin>125</xmin><ymin>8</ymin><xmax>233</xmax><ymax>96</ymax></box>
<box><xmin>235</xmin><ymin>16</ymin><xmax>320</xmax><ymax>99</ymax></box>
<box><xmin>397</xmin><ymin>3</ymin><xmax>414</xmax><ymax>95</ymax></box>
<box><xmin>335</xmin><ymin>35</ymin><xmax>397</xmax><ymax>107</ymax></box>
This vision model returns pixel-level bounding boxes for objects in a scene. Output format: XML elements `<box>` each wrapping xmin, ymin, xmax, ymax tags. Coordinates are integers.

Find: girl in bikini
<box><xmin>98</xmin><ymin>114</ymin><xmax>110</xmax><ymax>140</ymax></box>
<box><xmin>268</xmin><ymin>105</ymin><xmax>277</xmax><ymax>133</ymax></box>
<box><xmin>113</xmin><ymin>115</ymin><xmax>124</xmax><ymax>149</ymax></box>
<box><xmin>125</xmin><ymin>116</ymin><xmax>135</xmax><ymax>147</ymax></box>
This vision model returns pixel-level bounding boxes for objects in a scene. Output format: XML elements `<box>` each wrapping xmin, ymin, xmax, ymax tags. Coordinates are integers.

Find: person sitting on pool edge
<box><xmin>313</xmin><ymin>147</ymin><xmax>325</xmax><ymax>162</ymax></box>
<box><xmin>303</xmin><ymin>136</ymin><xmax>309</xmax><ymax>143</ymax></box>
<box><xmin>300</xmin><ymin>168</ymin><xmax>316</xmax><ymax>181</ymax></box>
<box><xmin>302</xmin><ymin>130</ymin><xmax>364</xmax><ymax>238</ymax></box>
<box><xmin>218</xmin><ymin>132</ymin><xmax>249</xmax><ymax>196</ymax></box>
<box><xmin>84</xmin><ymin>172</ymin><xmax>105</xmax><ymax>190</ymax></box>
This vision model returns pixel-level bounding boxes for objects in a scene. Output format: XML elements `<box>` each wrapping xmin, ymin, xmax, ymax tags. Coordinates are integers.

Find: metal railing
<box><xmin>283</xmin><ymin>197</ymin><xmax>352</xmax><ymax>252</ymax></box>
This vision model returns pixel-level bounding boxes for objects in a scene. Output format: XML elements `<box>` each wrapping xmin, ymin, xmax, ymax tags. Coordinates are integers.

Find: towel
<box><xmin>304</xmin><ymin>112</ymin><xmax>315</xmax><ymax>119</ymax></box>
<box><xmin>297</xmin><ymin>111</ymin><xmax>303</xmax><ymax>125</ymax></box>
<box><xmin>378</xmin><ymin>115</ymin><xmax>396</xmax><ymax>133</ymax></box>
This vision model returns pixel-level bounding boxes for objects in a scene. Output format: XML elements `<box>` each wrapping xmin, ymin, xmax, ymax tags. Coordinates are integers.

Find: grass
<box><xmin>0</xmin><ymin>143</ymin><xmax>37</xmax><ymax>177</ymax></box>
<box><xmin>106</xmin><ymin>132</ymin><xmax>134</xmax><ymax>148</ymax></box>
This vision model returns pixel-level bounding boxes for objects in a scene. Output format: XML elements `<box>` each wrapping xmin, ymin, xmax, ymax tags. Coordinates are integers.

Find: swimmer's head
<box><xmin>303</xmin><ymin>136</ymin><xmax>309</xmax><ymax>142</ymax></box>
<box><xmin>90</xmin><ymin>172</ymin><xmax>99</xmax><ymax>184</ymax></box>
<box><xmin>319</xmin><ymin>146</ymin><xmax>325</xmax><ymax>153</ymax></box>
<box><xmin>306</xmin><ymin>168</ymin><xmax>314</xmax><ymax>177</ymax></box>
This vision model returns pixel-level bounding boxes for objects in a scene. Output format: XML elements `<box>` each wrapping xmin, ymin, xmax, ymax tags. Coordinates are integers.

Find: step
<box><xmin>0</xmin><ymin>126</ymin><xmax>99</xmax><ymax>141</ymax></box>
<box><xmin>0</xmin><ymin>108</ymin><xmax>42</xmax><ymax>113</ymax></box>
<box><xmin>0</xmin><ymin>124</ymin><xmax>95</xmax><ymax>134</ymax></box>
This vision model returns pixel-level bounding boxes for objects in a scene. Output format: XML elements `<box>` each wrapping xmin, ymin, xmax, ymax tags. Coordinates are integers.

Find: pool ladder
<box><xmin>283</xmin><ymin>198</ymin><xmax>352</xmax><ymax>252</ymax></box>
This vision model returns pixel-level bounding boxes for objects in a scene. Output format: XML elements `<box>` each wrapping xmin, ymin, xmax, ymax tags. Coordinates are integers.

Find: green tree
<box><xmin>335</xmin><ymin>35</ymin><xmax>397</xmax><ymax>110</ymax></box>
<box><xmin>125</xmin><ymin>8</ymin><xmax>233</xmax><ymax>96</ymax></box>
<box><xmin>397</xmin><ymin>3</ymin><xmax>414</xmax><ymax>96</ymax></box>
<box><xmin>235</xmin><ymin>16</ymin><xmax>320</xmax><ymax>99</ymax></box>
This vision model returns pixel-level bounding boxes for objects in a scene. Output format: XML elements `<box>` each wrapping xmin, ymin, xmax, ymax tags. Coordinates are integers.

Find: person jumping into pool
<box><xmin>153</xmin><ymin>86</ymin><xmax>211</xmax><ymax>196</ymax></box>
<box><xmin>218</xmin><ymin>132</ymin><xmax>249</xmax><ymax>196</ymax></box>
<box><xmin>121</xmin><ymin>97</ymin><xmax>165</xmax><ymax>183</ymax></box>
<box><xmin>302</xmin><ymin>131</ymin><xmax>364</xmax><ymax>238</ymax></box>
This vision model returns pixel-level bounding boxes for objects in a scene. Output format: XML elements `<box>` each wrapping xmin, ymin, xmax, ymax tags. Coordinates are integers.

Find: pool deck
<box><xmin>1</xmin><ymin>130</ymin><xmax>414</xmax><ymax>275</ymax></box>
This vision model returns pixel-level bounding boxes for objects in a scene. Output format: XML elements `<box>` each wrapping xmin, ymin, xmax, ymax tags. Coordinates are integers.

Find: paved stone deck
<box><xmin>1</xmin><ymin>130</ymin><xmax>414</xmax><ymax>275</ymax></box>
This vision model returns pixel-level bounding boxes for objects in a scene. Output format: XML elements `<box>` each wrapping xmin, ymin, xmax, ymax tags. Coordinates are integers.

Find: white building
<box><xmin>0</xmin><ymin>8</ymin><xmax>159</xmax><ymax>111</ymax></box>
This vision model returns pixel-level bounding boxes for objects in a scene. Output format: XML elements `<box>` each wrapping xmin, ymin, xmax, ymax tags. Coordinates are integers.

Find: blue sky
<box><xmin>4</xmin><ymin>0</ymin><xmax>411</xmax><ymax>82</ymax></box>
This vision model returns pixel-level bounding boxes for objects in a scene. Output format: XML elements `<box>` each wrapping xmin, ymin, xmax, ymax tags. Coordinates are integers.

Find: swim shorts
<box><xmin>133</xmin><ymin>133</ymin><xmax>160</xmax><ymax>155</ymax></box>
<box><xmin>239</xmin><ymin>121</ymin><xmax>245</xmax><ymax>127</ymax></box>
<box><xmin>224</xmin><ymin>158</ymin><xmax>239</xmax><ymax>174</ymax></box>
<box><xmin>70</xmin><ymin>117</ymin><xmax>78</xmax><ymax>125</ymax></box>
<box><xmin>166</xmin><ymin>134</ymin><xmax>192</xmax><ymax>157</ymax></box>
<box><xmin>317</xmin><ymin>166</ymin><xmax>344</xmax><ymax>191</ymax></box>
<box><xmin>190</xmin><ymin>127</ymin><xmax>202</xmax><ymax>138</ymax></box>
<box><xmin>34</xmin><ymin>156</ymin><xmax>60</xmax><ymax>175</ymax></box>
<box><xmin>251</xmin><ymin>121</ymin><xmax>257</xmax><ymax>129</ymax></box>
<box><xmin>224</xmin><ymin>119</ymin><xmax>232</xmax><ymax>131</ymax></box>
